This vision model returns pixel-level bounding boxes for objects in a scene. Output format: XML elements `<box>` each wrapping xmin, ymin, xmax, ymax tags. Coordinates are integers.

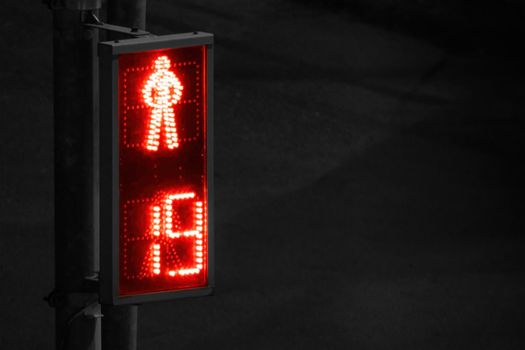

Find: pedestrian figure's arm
<box><xmin>142</xmin><ymin>74</ymin><xmax>158</xmax><ymax>107</ymax></box>
<box><xmin>167</xmin><ymin>71</ymin><xmax>183</xmax><ymax>105</ymax></box>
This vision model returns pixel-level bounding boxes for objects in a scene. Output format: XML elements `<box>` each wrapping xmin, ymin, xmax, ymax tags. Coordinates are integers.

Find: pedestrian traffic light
<box><xmin>99</xmin><ymin>32</ymin><xmax>214</xmax><ymax>304</ymax></box>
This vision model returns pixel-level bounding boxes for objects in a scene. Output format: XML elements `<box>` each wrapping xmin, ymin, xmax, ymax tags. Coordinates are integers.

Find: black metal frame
<box><xmin>99</xmin><ymin>32</ymin><xmax>214</xmax><ymax>305</ymax></box>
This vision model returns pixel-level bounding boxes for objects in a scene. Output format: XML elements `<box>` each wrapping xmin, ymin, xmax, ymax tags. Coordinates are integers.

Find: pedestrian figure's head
<box><xmin>154</xmin><ymin>56</ymin><xmax>171</xmax><ymax>72</ymax></box>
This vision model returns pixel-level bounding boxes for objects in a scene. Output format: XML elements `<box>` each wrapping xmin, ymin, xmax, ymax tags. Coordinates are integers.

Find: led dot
<box><xmin>143</xmin><ymin>56</ymin><xmax>183</xmax><ymax>151</ymax></box>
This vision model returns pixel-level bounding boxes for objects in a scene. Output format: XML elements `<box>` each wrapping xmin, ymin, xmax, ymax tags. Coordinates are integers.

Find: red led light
<box><xmin>118</xmin><ymin>46</ymin><xmax>208</xmax><ymax>296</ymax></box>
<box><xmin>142</xmin><ymin>56</ymin><xmax>184</xmax><ymax>151</ymax></box>
<box><xmin>146</xmin><ymin>192</ymin><xmax>204</xmax><ymax>277</ymax></box>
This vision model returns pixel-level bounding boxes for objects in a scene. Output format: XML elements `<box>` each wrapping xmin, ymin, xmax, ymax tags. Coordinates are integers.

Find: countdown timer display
<box><xmin>100</xmin><ymin>33</ymin><xmax>214</xmax><ymax>305</ymax></box>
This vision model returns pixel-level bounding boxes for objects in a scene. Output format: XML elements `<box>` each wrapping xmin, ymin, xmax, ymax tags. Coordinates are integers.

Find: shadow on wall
<box><xmin>291</xmin><ymin>0</ymin><xmax>525</xmax><ymax>54</ymax></box>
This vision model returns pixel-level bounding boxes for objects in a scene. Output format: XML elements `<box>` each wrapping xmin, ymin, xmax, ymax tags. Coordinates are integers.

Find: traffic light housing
<box><xmin>99</xmin><ymin>32</ymin><xmax>214</xmax><ymax>305</ymax></box>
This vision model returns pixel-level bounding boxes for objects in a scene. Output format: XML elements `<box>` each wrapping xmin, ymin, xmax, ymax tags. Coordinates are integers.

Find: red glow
<box><xmin>147</xmin><ymin>192</ymin><xmax>204</xmax><ymax>277</ymax></box>
<box><xmin>118</xmin><ymin>46</ymin><xmax>207</xmax><ymax>296</ymax></box>
<box><xmin>142</xmin><ymin>56</ymin><xmax>184</xmax><ymax>151</ymax></box>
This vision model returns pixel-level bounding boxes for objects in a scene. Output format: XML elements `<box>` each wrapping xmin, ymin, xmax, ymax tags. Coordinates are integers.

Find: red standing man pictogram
<box><xmin>142</xmin><ymin>56</ymin><xmax>184</xmax><ymax>151</ymax></box>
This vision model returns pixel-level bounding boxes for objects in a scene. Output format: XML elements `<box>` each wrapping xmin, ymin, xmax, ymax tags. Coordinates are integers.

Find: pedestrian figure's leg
<box><xmin>163</xmin><ymin>106</ymin><xmax>179</xmax><ymax>149</ymax></box>
<box><xmin>146</xmin><ymin>107</ymin><xmax>162</xmax><ymax>151</ymax></box>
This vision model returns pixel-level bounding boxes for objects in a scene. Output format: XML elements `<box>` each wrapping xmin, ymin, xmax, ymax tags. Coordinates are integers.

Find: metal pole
<box><xmin>101</xmin><ymin>305</ymin><xmax>138</xmax><ymax>349</ymax></box>
<box><xmin>102</xmin><ymin>1</ymin><xmax>146</xmax><ymax>349</ymax></box>
<box><xmin>52</xmin><ymin>3</ymin><xmax>101</xmax><ymax>350</ymax></box>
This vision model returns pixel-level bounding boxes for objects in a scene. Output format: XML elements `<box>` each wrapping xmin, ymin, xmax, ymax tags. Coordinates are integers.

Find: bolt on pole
<box><xmin>51</xmin><ymin>1</ymin><xmax>102</xmax><ymax>349</ymax></box>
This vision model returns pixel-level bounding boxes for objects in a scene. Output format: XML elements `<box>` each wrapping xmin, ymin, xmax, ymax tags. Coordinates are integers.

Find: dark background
<box><xmin>1</xmin><ymin>0</ymin><xmax>524</xmax><ymax>348</ymax></box>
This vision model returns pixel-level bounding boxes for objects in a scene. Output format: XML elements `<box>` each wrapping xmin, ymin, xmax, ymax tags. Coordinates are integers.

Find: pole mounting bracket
<box><xmin>83</xmin><ymin>12</ymin><xmax>154</xmax><ymax>38</ymax></box>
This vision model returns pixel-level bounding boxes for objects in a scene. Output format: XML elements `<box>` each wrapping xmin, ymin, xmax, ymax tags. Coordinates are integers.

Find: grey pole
<box><xmin>51</xmin><ymin>1</ymin><xmax>102</xmax><ymax>349</ymax></box>
<box><xmin>101</xmin><ymin>2</ymin><xmax>146</xmax><ymax>349</ymax></box>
